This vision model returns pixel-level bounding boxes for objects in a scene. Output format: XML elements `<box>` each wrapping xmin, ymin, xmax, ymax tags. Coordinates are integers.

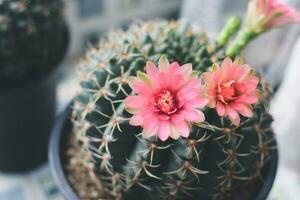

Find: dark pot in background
<box><xmin>49</xmin><ymin>106</ymin><xmax>278</xmax><ymax>200</ymax></box>
<box><xmin>0</xmin><ymin>23</ymin><xmax>69</xmax><ymax>173</ymax></box>
<box><xmin>0</xmin><ymin>71</ymin><xmax>56</xmax><ymax>172</ymax></box>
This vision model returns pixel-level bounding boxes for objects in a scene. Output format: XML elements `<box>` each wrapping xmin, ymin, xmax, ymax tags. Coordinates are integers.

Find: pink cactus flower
<box><xmin>202</xmin><ymin>58</ymin><xmax>259</xmax><ymax>125</ymax></box>
<box><xmin>246</xmin><ymin>0</ymin><xmax>300</xmax><ymax>31</ymax></box>
<box><xmin>125</xmin><ymin>56</ymin><xmax>208</xmax><ymax>141</ymax></box>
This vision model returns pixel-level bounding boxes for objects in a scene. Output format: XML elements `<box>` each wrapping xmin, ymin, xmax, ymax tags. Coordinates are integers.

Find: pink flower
<box><xmin>202</xmin><ymin>58</ymin><xmax>259</xmax><ymax>125</ymax></box>
<box><xmin>246</xmin><ymin>0</ymin><xmax>300</xmax><ymax>32</ymax></box>
<box><xmin>125</xmin><ymin>56</ymin><xmax>208</xmax><ymax>141</ymax></box>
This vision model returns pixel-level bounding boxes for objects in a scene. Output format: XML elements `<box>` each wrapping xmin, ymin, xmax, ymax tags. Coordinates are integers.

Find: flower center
<box><xmin>217</xmin><ymin>81</ymin><xmax>236</xmax><ymax>104</ymax></box>
<box><xmin>155</xmin><ymin>90</ymin><xmax>178</xmax><ymax>115</ymax></box>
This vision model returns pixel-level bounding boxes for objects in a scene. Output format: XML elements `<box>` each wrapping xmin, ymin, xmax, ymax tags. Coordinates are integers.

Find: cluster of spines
<box><xmin>71</xmin><ymin>21</ymin><xmax>275</xmax><ymax>200</ymax></box>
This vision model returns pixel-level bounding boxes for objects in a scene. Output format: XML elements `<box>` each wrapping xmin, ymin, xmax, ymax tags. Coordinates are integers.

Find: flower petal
<box><xmin>174</xmin><ymin>122</ymin><xmax>190</xmax><ymax>138</ymax></box>
<box><xmin>229</xmin><ymin>114</ymin><xmax>240</xmax><ymax>126</ymax></box>
<box><xmin>243</xmin><ymin>77</ymin><xmax>259</xmax><ymax>93</ymax></box>
<box><xmin>142</xmin><ymin>128</ymin><xmax>156</xmax><ymax>138</ymax></box>
<box><xmin>235</xmin><ymin>95</ymin><xmax>258</xmax><ymax>104</ymax></box>
<box><xmin>221</xmin><ymin>57</ymin><xmax>233</xmax><ymax>69</ymax></box>
<box><xmin>146</xmin><ymin>61</ymin><xmax>159</xmax><ymax>80</ymax></box>
<box><xmin>177</xmin><ymin>88</ymin><xmax>199</xmax><ymax>102</ymax></box>
<box><xmin>180</xmin><ymin>63</ymin><xmax>193</xmax><ymax>79</ymax></box>
<box><xmin>225</xmin><ymin>105</ymin><xmax>239</xmax><ymax>122</ymax></box>
<box><xmin>158</xmin><ymin>121</ymin><xmax>171</xmax><ymax>141</ymax></box>
<box><xmin>171</xmin><ymin>114</ymin><xmax>185</xmax><ymax>123</ymax></box>
<box><xmin>158</xmin><ymin>55</ymin><xmax>170</xmax><ymax>71</ymax></box>
<box><xmin>202</xmin><ymin>72</ymin><xmax>214</xmax><ymax>85</ymax></box>
<box><xmin>170</xmin><ymin>74</ymin><xmax>185</xmax><ymax>91</ymax></box>
<box><xmin>132</xmin><ymin>82</ymin><xmax>152</xmax><ymax>96</ymax></box>
<box><xmin>158</xmin><ymin>114</ymin><xmax>170</xmax><ymax>121</ymax></box>
<box><xmin>170</xmin><ymin>124</ymin><xmax>180</xmax><ymax>140</ymax></box>
<box><xmin>231</xmin><ymin>103</ymin><xmax>253</xmax><ymax>118</ymax></box>
<box><xmin>167</xmin><ymin>62</ymin><xmax>180</xmax><ymax>74</ymax></box>
<box><xmin>143</xmin><ymin>114</ymin><xmax>159</xmax><ymax>131</ymax></box>
<box><xmin>184</xmin><ymin>97</ymin><xmax>208</xmax><ymax>109</ymax></box>
<box><xmin>181</xmin><ymin>109</ymin><xmax>205</xmax><ymax>123</ymax></box>
<box><xmin>179</xmin><ymin>79</ymin><xmax>201</xmax><ymax>94</ymax></box>
<box><xmin>124</xmin><ymin>96</ymin><xmax>147</xmax><ymax>109</ymax></box>
<box><xmin>129</xmin><ymin>113</ymin><xmax>143</xmax><ymax>126</ymax></box>
<box><xmin>216</xmin><ymin>102</ymin><xmax>226</xmax><ymax>116</ymax></box>
<box><xmin>155</xmin><ymin>72</ymin><xmax>169</xmax><ymax>90</ymax></box>
<box><xmin>137</xmin><ymin>71</ymin><xmax>152</xmax><ymax>85</ymax></box>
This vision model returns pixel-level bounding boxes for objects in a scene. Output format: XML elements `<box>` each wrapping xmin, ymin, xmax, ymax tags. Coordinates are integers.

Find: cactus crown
<box><xmin>0</xmin><ymin>0</ymin><xmax>66</xmax><ymax>86</ymax></box>
<box><xmin>70</xmin><ymin>21</ymin><xmax>275</xmax><ymax>200</ymax></box>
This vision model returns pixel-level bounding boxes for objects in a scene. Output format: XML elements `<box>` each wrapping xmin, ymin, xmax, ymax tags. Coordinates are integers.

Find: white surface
<box><xmin>0</xmin><ymin>165</ymin><xmax>63</xmax><ymax>200</ymax></box>
<box><xmin>271</xmin><ymin>36</ymin><xmax>300</xmax><ymax>171</ymax></box>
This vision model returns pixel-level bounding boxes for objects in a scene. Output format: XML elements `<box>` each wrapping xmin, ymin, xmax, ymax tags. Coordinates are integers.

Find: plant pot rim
<box><xmin>49</xmin><ymin>105</ymin><xmax>279</xmax><ymax>200</ymax></box>
<box><xmin>0</xmin><ymin>21</ymin><xmax>69</xmax><ymax>93</ymax></box>
<box><xmin>49</xmin><ymin>106</ymin><xmax>79</xmax><ymax>200</ymax></box>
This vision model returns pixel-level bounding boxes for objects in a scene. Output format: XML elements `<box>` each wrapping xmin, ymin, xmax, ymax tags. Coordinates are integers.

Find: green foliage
<box><xmin>71</xmin><ymin>21</ymin><xmax>276</xmax><ymax>200</ymax></box>
<box><xmin>0</xmin><ymin>0</ymin><xmax>67</xmax><ymax>87</ymax></box>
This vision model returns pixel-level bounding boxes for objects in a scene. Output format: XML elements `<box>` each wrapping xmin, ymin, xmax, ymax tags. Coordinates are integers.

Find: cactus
<box><xmin>0</xmin><ymin>0</ymin><xmax>67</xmax><ymax>86</ymax></box>
<box><xmin>70</xmin><ymin>20</ymin><xmax>276</xmax><ymax>200</ymax></box>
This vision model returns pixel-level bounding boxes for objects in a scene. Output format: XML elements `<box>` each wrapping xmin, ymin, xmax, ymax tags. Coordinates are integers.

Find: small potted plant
<box><xmin>0</xmin><ymin>0</ymin><xmax>68</xmax><ymax>172</ymax></box>
<box><xmin>49</xmin><ymin>0</ymin><xmax>299</xmax><ymax>199</ymax></box>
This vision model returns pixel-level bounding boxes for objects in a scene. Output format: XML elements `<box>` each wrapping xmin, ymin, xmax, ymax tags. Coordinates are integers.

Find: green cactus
<box><xmin>0</xmin><ymin>0</ymin><xmax>67</xmax><ymax>86</ymax></box>
<box><xmin>71</xmin><ymin>21</ymin><xmax>276</xmax><ymax>200</ymax></box>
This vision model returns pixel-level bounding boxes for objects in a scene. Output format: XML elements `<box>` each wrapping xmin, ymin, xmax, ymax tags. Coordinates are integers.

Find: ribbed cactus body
<box><xmin>0</xmin><ymin>0</ymin><xmax>66</xmax><ymax>85</ymax></box>
<box><xmin>72</xmin><ymin>21</ymin><xmax>275</xmax><ymax>200</ymax></box>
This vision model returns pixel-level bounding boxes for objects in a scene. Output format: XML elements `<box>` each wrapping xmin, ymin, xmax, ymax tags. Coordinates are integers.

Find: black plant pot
<box><xmin>49</xmin><ymin>106</ymin><xmax>278</xmax><ymax>200</ymax></box>
<box><xmin>0</xmin><ymin>24</ymin><xmax>69</xmax><ymax>173</ymax></box>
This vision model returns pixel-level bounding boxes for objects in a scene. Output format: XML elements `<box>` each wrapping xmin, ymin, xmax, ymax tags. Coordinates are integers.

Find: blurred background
<box><xmin>1</xmin><ymin>0</ymin><xmax>300</xmax><ymax>199</ymax></box>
